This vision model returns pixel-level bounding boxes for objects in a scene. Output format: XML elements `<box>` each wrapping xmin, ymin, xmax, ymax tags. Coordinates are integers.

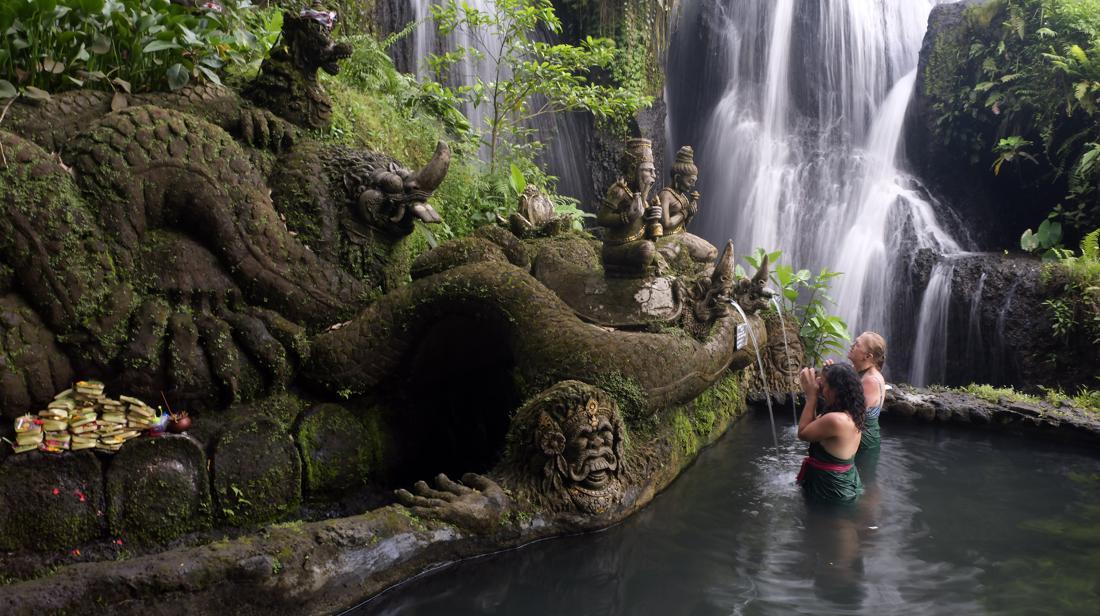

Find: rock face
<box><xmin>884</xmin><ymin>385</ymin><xmax>1100</xmax><ymax>447</ymax></box>
<box><xmin>0</xmin><ymin>451</ymin><xmax>105</xmax><ymax>550</ymax></box>
<box><xmin>106</xmin><ymin>435</ymin><xmax>212</xmax><ymax>545</ymax></box>
<box><xmin>906</xmin><ymin>250</ymin><xmax>1098</xmax><ymax>390</ymax></box>
<box><xmin>906</xmin><ymin>0</ymin><xmax>1066</xmax><ymax>250</ymax></box>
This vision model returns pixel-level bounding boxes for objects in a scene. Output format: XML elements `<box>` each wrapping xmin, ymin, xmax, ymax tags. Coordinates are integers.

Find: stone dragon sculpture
<box><xmin>0</xmin><ymin>11</ymin><xmax>449</xmax><ymax>415</ymax></box>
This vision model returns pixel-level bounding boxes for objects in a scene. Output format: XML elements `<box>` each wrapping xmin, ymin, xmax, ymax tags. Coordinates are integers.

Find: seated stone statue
<box><xmin>654</xmin><ymin>145</ymin><xmax>718</xmax><ymax>266</ymax></box>
<box><xmin>597</xmin><ymin>138</ymin><xmax>664</xmax><ymax>278</ymax></box>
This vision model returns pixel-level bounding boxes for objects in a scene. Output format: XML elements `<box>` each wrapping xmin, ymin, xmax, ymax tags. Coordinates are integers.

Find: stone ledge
<box><xmin>883</xmin><ymin>385</ymin><xmax>1100</xmax><ymax>447</ymax></box>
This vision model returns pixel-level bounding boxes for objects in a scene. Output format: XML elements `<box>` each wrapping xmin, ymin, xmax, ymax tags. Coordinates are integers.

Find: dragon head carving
<box><xmin>338</xmin><ymin>141</ymin><xmax>450</xmax><ymax>238</ymax></box>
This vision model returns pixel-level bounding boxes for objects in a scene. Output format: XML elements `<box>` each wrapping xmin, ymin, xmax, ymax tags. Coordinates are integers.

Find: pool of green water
<box><xmin>354</xmin><ymin>412</ymin><xmax>1100</xmax><ymax>615</ymax></box>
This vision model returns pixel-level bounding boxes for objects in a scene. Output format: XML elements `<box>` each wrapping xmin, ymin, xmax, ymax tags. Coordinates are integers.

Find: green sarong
<box><xmin>859</xmin><ymin>415</ymin><xmax>881</xmax><ymax>454</ymax></box>
<box><xmin>798</xmin><ymin>442</ymin><xmax>863</xmax><ymax>504</ymax></box>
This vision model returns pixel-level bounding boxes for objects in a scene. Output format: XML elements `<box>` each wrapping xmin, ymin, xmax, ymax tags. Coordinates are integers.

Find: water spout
<box><xmin>769</xmin><ymin>296</ymin><xmax>800</xmax><ymax>426</ymax></box>
<box><xmin>727</xmin><ymin>299</ymin><xmax>779</xmax><ymax>449</ymax></box>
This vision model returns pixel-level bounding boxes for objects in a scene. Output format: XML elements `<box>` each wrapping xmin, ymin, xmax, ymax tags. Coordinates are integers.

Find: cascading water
<box><xmin>668</xmin><ymin>0</ymin><xmax>964</xmax><ymax>382</ymax></box>
<box><xmin>407</xmin><ymin>0</ymin><xmax>593</xmax><ymax>202</ymax></box>
<box><xmin>410</xmin><ymin>0</ymin><xmax>502</xmax><ymax>158</ymax></box>
<box><xmin>910</xmin><ymin>261</ymin><xmax>956</xmax><ymax>386</ymax></box>
<box><xmin>964</xmin><ymin>271</ymin><xmax>986</xmax><ymax>374</ymax></box>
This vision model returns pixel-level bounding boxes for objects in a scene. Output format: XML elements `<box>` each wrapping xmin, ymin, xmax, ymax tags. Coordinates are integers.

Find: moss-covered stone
<box><xmin>106</xmin><ymin>434</ymin><xmax>212</xmax><ymax>545</ymax></box>
<box><xmin>0</xmin><ymin>293</ymin><xmax>75</xmax><ymax>420</ymax></box>
<box><xmin>213</xmin><ymin>416</ymin><xmax>302</xmax><ymax>526</ymax></box>
<box><xmin>295</xmin><ymin>403</ymin><xmax>384</xmax><ymax>494</ymax></box>
<box><xmin>0</xmin><ymin>451</ymin><xmax>105</xmax><ymax>550</ymax></box>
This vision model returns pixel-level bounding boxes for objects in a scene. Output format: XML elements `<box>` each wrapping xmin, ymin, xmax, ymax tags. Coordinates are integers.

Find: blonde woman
<box><xmin>826</xmin><ymin>332</ymin><xmax>886</xmax><ymax>454</ymax></box>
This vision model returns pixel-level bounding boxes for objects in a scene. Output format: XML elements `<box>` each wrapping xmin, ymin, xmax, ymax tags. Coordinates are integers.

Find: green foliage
<box><xmin>428</xmin><ymin>0</ymin><xmax>651</xmax><ymax>171</ymax></box>
<box><xmin>323</xmin><ymin>28</ymin><xmax>567</xmax><ymax>241</ymax></box>
<box><xmin>557</xmin><ymin>0</ymin><xmax>669</xmax><ymax>99</ymax></box>
<box><xmin>992</xmin><ymin>135</ymin><xmax>1039</xmax><ymax>174</ymax></box>
<box><xmin>1043</xmin><ymin>227</ymin><xmax>1100</xmax><ymax>344</ymax></box>
<box><xmin>962</xmin><ymin>382</ymin><xmax>1045</xmax><ymax>406</ymax></box>
<box><xmin>929</xmin><ymin>0</ymin><xmax>1100</xmax><ymax>234</ymax></box>
<box><xmin>0</xmin><ymin>0</ymin><xmax>280</xmax><ymax>99</ymax></box>
<box><xmin>1020</xmin><ymin>213</ymin><xmax>1065</xmax><ymax>258</ymax></box>
<box><xmin>741</xmin><ymin>248</ymin><xmax>852</xmax><ymax>366</ymax></box>
<box><xmin>1040</xmin><ymin>384</ymin><xmax>1100</xmax><ymax>412</ymax></box>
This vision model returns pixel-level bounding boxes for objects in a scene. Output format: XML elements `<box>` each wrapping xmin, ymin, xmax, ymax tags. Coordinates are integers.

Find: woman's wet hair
<box><xmin>861</xmin><ymin>331</ymin><xmax>887</xmax><ymax>370</ymax></box>
<box><xmin>823</xmin><ymin>363</ymin><xmax>866</xmax><ymax>429</ymax></box>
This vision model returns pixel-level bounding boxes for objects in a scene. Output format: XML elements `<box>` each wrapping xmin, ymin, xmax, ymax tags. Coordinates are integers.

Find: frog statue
<box><xmin>500</xmin><ymin>184</ymin><xmax>571</xmax><ymax>238</ymax></box>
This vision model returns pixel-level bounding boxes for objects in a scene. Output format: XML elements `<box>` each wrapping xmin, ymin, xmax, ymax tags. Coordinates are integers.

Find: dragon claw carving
<box><xmin>395</xmin><ymin>473</ymin><xmax>511</xmax><ymax>533</ymax></box>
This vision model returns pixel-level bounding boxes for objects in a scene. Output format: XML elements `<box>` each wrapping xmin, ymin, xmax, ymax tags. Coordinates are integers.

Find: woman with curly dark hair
<box><xmin>796</xmin><ymin>363</ymin><xmax>866</xmax><ymax>503</ymax></box>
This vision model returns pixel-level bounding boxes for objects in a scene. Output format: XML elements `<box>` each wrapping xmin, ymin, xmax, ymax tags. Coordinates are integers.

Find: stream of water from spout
<box><xmin>769</xmin><ymin>297</ymin><xmax>800</xmax><ymax>426</ymax></box>
<box><xmin>728</xmin><ymin>300</ymin><xmax>778</xmax><ymax>449</ymax></box>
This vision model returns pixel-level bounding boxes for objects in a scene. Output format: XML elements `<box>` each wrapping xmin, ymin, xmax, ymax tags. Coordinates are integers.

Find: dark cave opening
<box><xmin>386</xmin><ymin>314</ymin><xmax>522</xmax><ymax>485</ymax></box>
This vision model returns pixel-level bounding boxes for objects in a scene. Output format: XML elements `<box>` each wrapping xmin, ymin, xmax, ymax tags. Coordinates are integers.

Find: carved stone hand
<box><xmin>394</xmin><ymin>473</ymin><xmax>512</xmax><ymax>534</ymax></box>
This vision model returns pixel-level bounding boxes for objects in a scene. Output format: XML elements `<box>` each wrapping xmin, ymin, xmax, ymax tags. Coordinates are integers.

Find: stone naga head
<box><xmin>500</xmin><ymin>381</ymin><xmax>630</xmax><ymax>515</ymax></box>
<box><xmin>344</xmin><ymin>141</ymin><xmax>450</xmax><ymax>236</ymax></box>
<box><xmin>733</xmin><ymin>250</ymin><xmax>777</xmax><ymax>314</ymax></box>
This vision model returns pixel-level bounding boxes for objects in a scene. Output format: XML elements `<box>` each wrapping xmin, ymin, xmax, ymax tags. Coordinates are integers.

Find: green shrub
<box><xmin>930</xmin><ymin>0</ymin><xmax>1100</xmax><ymax>234</ymax></box>
<box><xmin>741</xmin><ymin>248</ymin><xmax>852</xmax><ymax>366</ymax></box>
<box><xmin>0</xmin><ymin>0</ymin><xmax>280</xmax><ymax>99</ymax></box>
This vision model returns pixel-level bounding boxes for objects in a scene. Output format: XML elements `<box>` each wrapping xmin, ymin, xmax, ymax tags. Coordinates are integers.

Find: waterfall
<box><xmin>964</xmin><ymin>271</ymin><xmax>986</xmax><ymax>378</ymax></box>
<box><xmin>910</xmin><ymin>261</ymin><xmax>956</xmax><ymax>386</ymax></box>
<box><xmin>668</xmin><ymin>0</ymin><xmax>963</xmax><ymax>382</ymax></box>
<box><xmin>410</xmin><ymin>0</ymin><xmax>502</xmax><ymax>157</ymax></box>
<box><xmin>408</xmin><ymin>0</ymin><xmax>593</xmax><ymax>202</ymax></box>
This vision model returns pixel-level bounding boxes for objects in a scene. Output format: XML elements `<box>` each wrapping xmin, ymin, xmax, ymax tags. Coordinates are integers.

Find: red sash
<box><xmin>796</xmin><ymin>456</ymin><xmax>853</xmax><ymax>484</ymax></box>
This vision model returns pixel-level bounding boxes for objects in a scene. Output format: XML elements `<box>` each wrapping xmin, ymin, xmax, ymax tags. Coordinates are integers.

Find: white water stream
<box><xmin>671</xmin><ymin>0</ymin><xmax>964</xmax><ymax>383</ymax></box>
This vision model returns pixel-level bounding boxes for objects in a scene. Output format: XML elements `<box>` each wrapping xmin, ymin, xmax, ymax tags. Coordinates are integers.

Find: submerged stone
<box><xmin>213</xmin><ymin>416</ymin><xmax>301</xmax><ymax>525</ymax></box>
<box><xmin>106</xmin><ymin>434</ymin><xmax>211</xmax><ymax>545</ymax></box>
<box><xmin>0</xmin><ymin>451</ymin><xmax>105</xmax><ymax>550</ymax></box>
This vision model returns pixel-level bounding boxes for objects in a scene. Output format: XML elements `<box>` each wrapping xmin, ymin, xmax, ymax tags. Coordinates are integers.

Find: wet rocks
<box><xmin>213</xmin><ymin>417</ymin><xmax>301</xmax><ymax>525</ymax></box>
<box><xmin>106</xmin><ymin>434</ymin><xmax>211</xmax><ymax>545</ymax></box>
<box><xmin>883</xmin><ymin>385</ymin><xmax>1100</xmax><ymax>447</ymax></box>
<box><xmin>0</xmin><ymin>451</ymin><xmax>105</xmax><ymax>550</ymax></box>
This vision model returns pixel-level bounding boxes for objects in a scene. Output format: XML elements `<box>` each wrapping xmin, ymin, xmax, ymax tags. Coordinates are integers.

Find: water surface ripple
<box><xmin>356</xmin><ymin>413</ymin><xmax>1100</xmax><ymax>615</ymax></box>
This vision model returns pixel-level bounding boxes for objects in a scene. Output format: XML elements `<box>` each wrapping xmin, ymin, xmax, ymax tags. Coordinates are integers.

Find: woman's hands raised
<box><xmin>800</xmin><ymin>367</ymin><xmax>819</xmax><ymax>398</ymax></box>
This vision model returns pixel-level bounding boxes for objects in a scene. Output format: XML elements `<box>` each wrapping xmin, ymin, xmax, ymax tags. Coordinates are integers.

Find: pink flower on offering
<box><xmin>300</xmin><ymin>9</ymin><xmax>337</xmax><ymax>28</ymax></box>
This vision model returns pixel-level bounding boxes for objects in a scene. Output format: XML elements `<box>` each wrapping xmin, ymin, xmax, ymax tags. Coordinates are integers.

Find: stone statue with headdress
<box><xmin>653</xmin><ymin>145</ymin><xmax>718</xmax><ymax>267</ymax></box>
<box><xmin>596</xmin><ymin>138</ymin><xmax>664</xmax><ymax>277</ymax></box>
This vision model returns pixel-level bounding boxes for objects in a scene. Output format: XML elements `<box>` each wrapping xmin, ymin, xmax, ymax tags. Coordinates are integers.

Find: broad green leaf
<box><xmin>1020</xmin><ymin>228</ymin><xmax>1038</xmax><ymax>252</ymax></box>
<box><xmin>23</xmin><ymin>86</ymin><xmax>51</xmax><ymax>101</ymax></box>
<box><xmin>0</xmin><ymin>79</ymin><xmax>16</xmax><ymax>99</ymax></box>
<box><xmin>196</xmin><ymin>65</ymin><xmax>222</xmax><ymax>86</ymax></box>
<box><xmin>166</xmin><ymin>63</ymin><xmax>189</xmax><ymax>90</ymax></box>
<box><xmin>143</xmin><ymin>39</ymin><xmax>180</xmax><ymax>53</ymax></box>
<box><xmin>508</xmin><ymin>163</ymin><xmax>525</xmax><ymax>195</ymax></box>
<box><xmin>89</xmin><ymin>34</ymin><xmax>110</xmax><ymax>54</ymax></box>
